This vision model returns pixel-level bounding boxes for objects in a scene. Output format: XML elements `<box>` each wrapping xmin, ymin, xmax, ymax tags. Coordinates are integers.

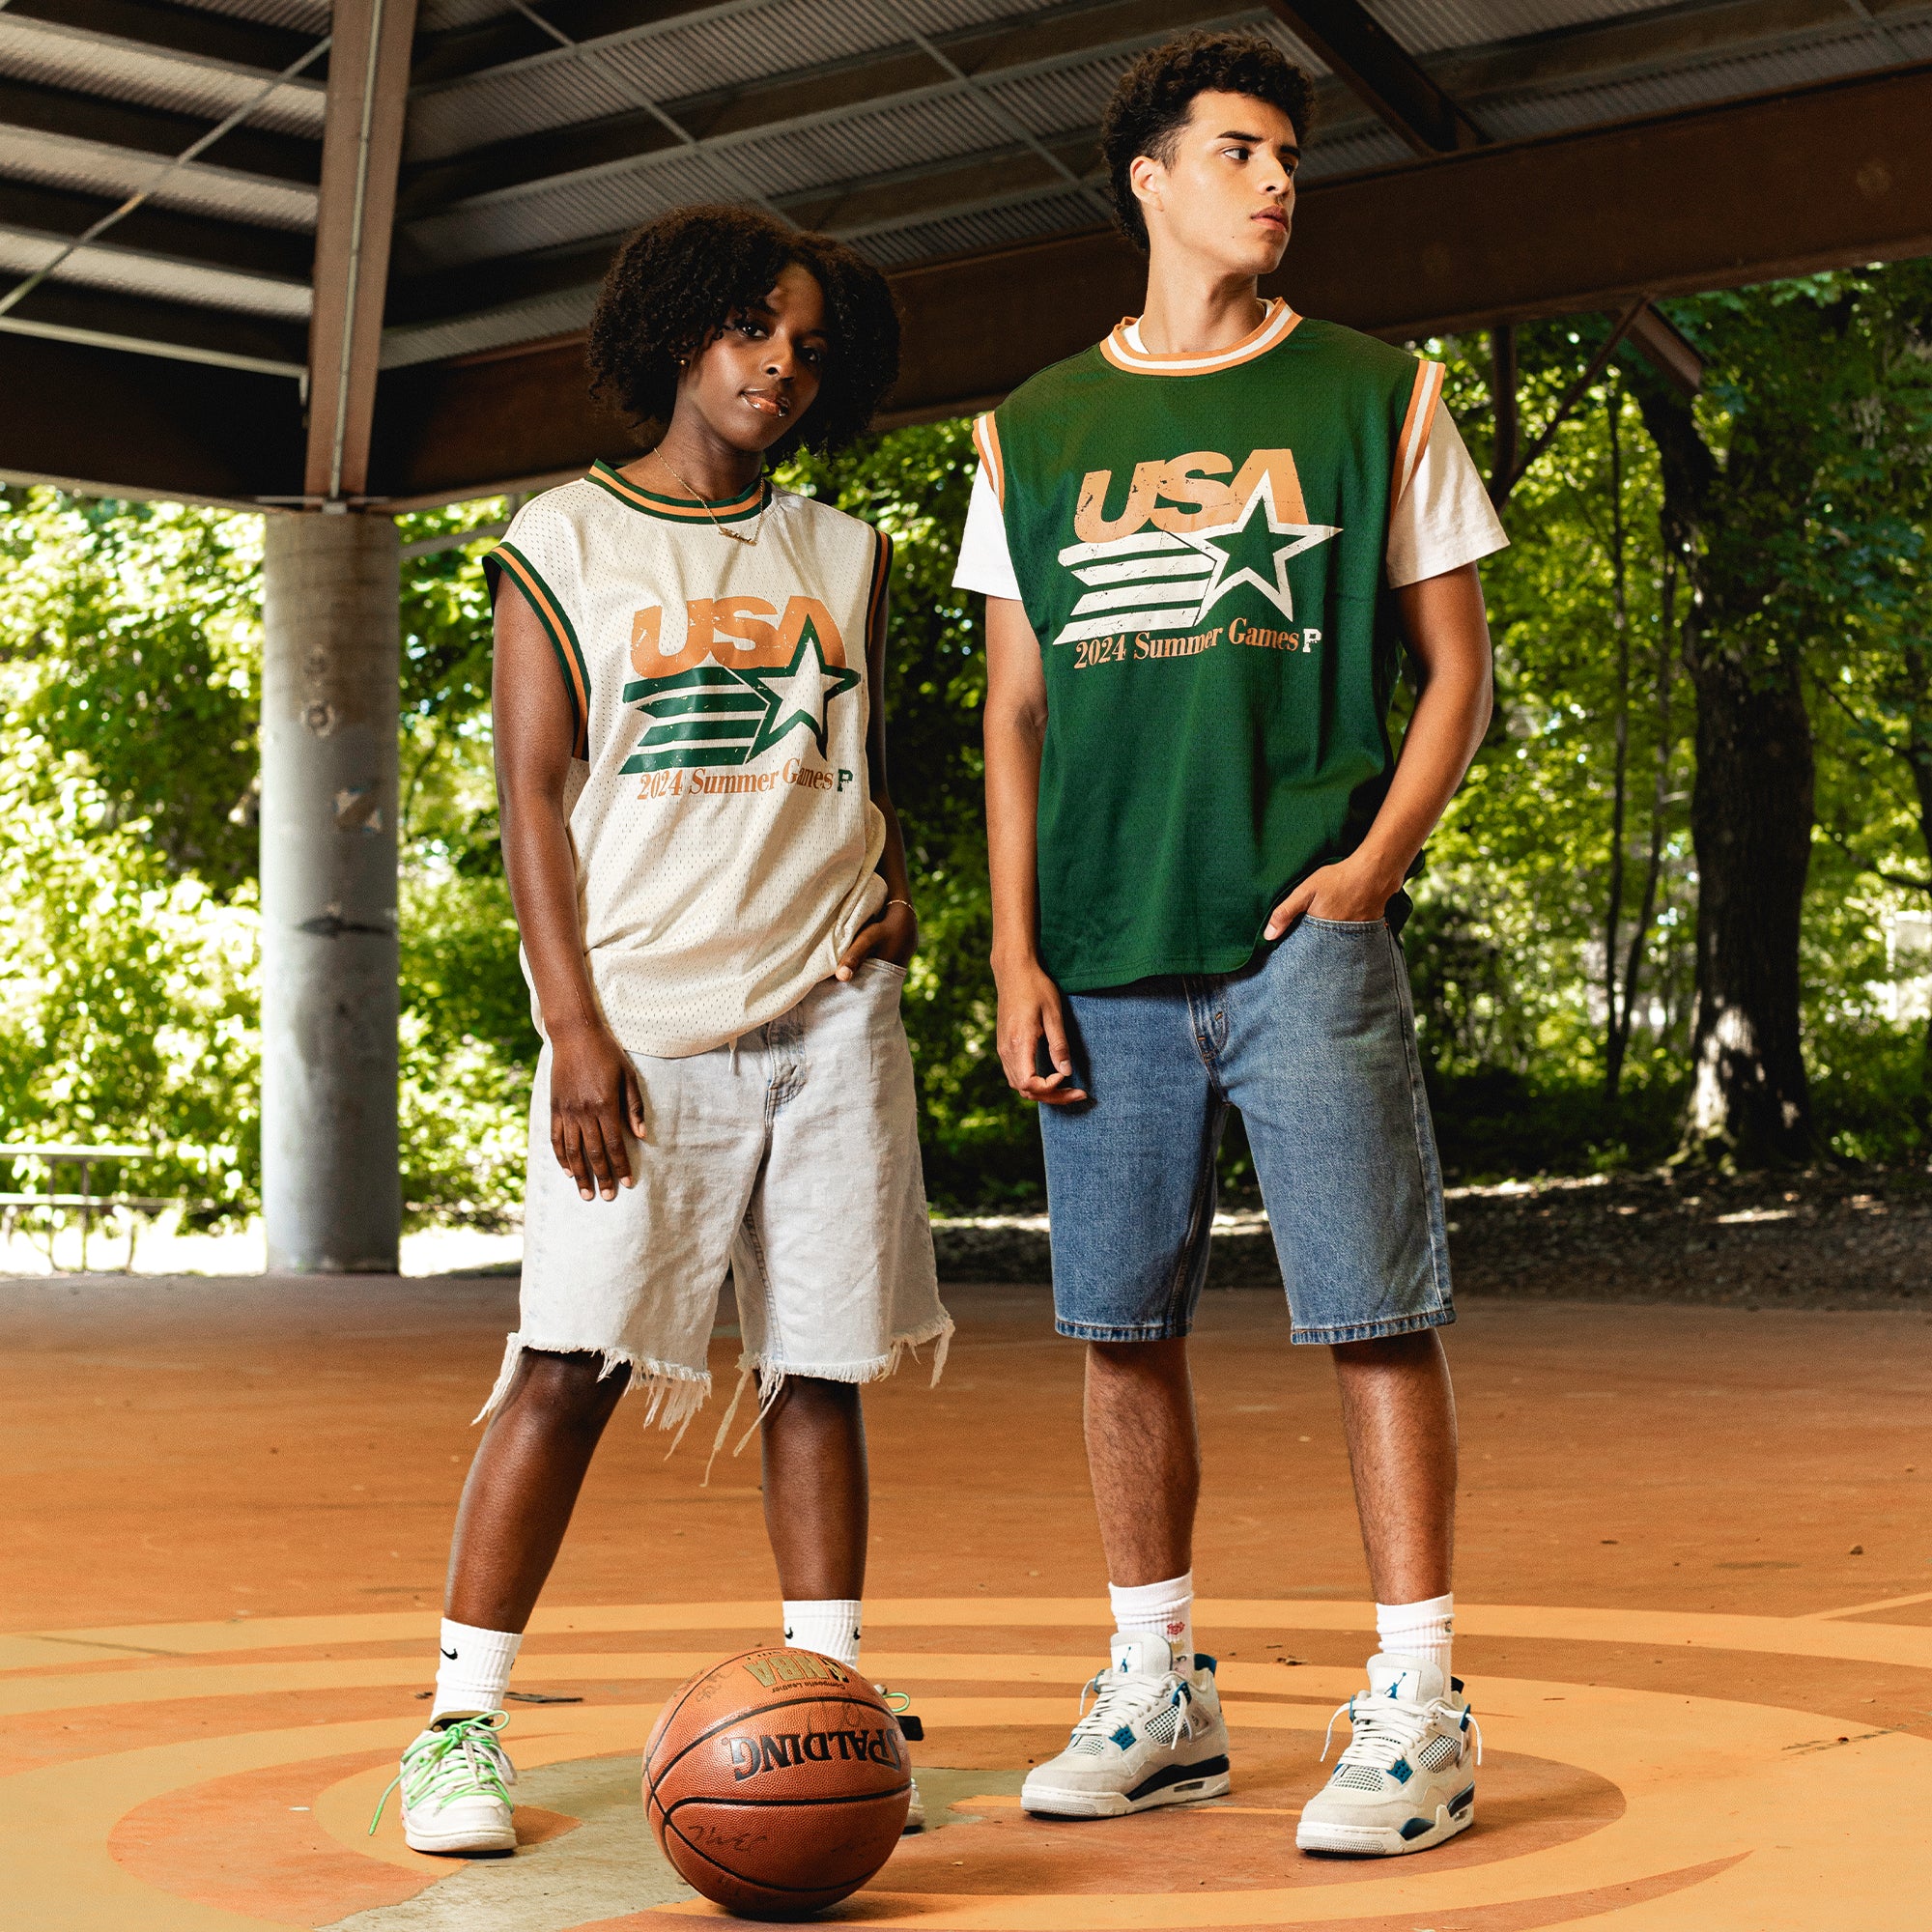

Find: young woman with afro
<box><xmin>375</xmin><ymin>206</ymin><xmax>949</xmax><ymax>1854</ymax></box>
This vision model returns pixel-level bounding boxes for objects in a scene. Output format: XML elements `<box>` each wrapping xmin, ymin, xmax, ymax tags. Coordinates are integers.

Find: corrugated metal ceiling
<box><xmin>0</xmin><ymin>13</ymin><xmax>327</xmax><ymax>137</ymax></box>
<box><xmin>1368</xmin><ymin>0</ymin><xmax>1667</xmax><ymax>56</ymax></box>
<box><xmin>0</xmin><ymin>123</ymin><xmax>318</xmax><ymax>229</ymax></box>
<box><xmin>0</xmin><ymin>0</ymin><xmax>1925</xmax><ymax>384</ymax></box>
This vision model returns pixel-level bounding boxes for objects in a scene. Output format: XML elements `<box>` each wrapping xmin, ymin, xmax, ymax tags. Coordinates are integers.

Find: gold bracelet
<box><xmin>886</xmin><ymin>897</ymin><xmax>916</xmax><ymax>916</ymax></box>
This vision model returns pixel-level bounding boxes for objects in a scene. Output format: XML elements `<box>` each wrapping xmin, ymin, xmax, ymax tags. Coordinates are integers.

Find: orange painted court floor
<box><xmin>3</xmin><ymin>1272</ymin><xmax>1930</xmax><ymax>1931</ymax></box>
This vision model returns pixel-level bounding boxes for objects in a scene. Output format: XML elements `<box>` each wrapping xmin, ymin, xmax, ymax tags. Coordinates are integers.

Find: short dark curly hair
<box><xmin>587</xmin><ymin>204</ymin><xmax>900</xmax><ymax>459</ymax></box>
<box><xmin>1099</xmin><ymin>32</ymin><xmax>1316</xmax><ymax>252</ymax></box>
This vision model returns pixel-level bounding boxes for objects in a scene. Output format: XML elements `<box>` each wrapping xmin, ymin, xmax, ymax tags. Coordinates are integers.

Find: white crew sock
<box><xmin>431</xmin><ymin>1618</ymin><xmax>522</xmax><ymax>1723</ymax></box>
<box><xmin>1376</xmin><ymin>1591</ymin><xmax>1454</xmax><ymax>1685</ymax></box>
<box><xmin>782</xmin><ymin>1599</ymin><xmax>864</xmax><ymax>1668</ymax></box>
<box><xmin>1109</xmin><ymin>1571</ymin><xmax>1195</xmax><ymax>1669</ymax></box>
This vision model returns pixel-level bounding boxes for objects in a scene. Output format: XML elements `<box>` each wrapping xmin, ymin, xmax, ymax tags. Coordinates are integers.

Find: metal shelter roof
<box><xmin>1</xmin><ymin>0</ymin><xmax>1929</xmax><ymax>508</ymax></box>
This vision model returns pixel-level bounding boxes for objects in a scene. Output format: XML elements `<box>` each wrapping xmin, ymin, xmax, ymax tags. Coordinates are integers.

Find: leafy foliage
<box><xmin>4</xmin><ymin>266</ymin><xmax>1932</xmax><ymax>1220</ymax></box>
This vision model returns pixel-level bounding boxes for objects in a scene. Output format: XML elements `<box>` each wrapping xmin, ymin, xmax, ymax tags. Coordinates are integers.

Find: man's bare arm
<box><xmin>1264</xmin><ymin>561</ymin><xmax>1493</xmax><ymax>935</ymax></box>
<box><xmin>984</xmin><ymin>596</ymin><xmax>1087</xmax><ymax>1103</ymax></box>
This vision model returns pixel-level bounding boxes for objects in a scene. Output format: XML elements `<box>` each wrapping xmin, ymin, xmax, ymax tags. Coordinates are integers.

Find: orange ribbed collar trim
<box><xmin>1098</xmin><ymin>298</ymin><xmax>1301</xmax><ymax>377</ymax></box>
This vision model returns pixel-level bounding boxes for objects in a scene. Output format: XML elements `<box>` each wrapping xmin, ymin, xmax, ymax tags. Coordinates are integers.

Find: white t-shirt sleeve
<box><xmin>1385</xmin><ymin>398</ymin><xmax>1509</xmax><ymax>588</ymax></box>
<box><xmin>952</xmin><ymin>462</ymin><xmax>1024</xmax><ymax>601</ymax></box>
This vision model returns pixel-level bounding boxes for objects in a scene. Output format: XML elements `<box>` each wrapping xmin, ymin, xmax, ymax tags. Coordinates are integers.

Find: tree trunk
<box><xmin>1900</xmin><ymin>739</ymin><xmax>1932</xmax><ymax>1077</ymax></box>
<box><xmin>1615</xmin><ymin>543</ymin><xmax>1679</xmax><ymax>1091</ymax></box>
<box><xmin>1681</xmin><ymin>650</ymin><xmax>1815</xmax><ymax>1161</ymax></box>
<box><xmin>1603</xmin><ymin>385</ymin><xmax>1632</xmax><ymax>1098</ymax></box>
<box><xmin>1633</xmin><ymin>371</ymin><xmax>1817</xmax><ymax>1167</ymax></box>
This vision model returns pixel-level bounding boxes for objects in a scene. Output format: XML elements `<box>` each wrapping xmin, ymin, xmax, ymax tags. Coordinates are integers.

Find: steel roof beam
<box><xmin>0</xmin><ymin>74</ymin><xmax>320</xmax><ymax>186</ymax></box>
<box><xmin>410</xmin><ymin>0</ymin><xmax>716</xmax><ymax>86</ymax></box>
<box><xmin>367</xmin><ymin>61</ymin><xmax>1932</xmax><ymax>504</ymax></box>
<box><xmin>2</xmin><ymin>0</ymin><xmax>321</xmax><ymax>78</ymax></box>
<box><xmin>1263</xmin><ymin>0</ymin><xmax>1484</xmax><ymax>153</ymax></box>
<box><xmin>0</xmin><ymin>327</ymin><xmax>301</xmax><ymax>503</ymax></box>
<box><xmin>305</xmin><ymin>0</ymin><xmax>418</xmax><ymax>503</ymax></box>
<box><xmin>384</xmin><ymin>129</ymin><xmax>1097</xmax><ymax>328</ymax></box>
<box><xmin>0</xmin><ymin>177</ymin><xmax>314</xmax><ymax>281</ymax></box>
<box><xmin>396</xmin><ymin>0</ymin><xmax>1229</xmax><ymax>209</ymax></box>
<box><xmin>0</xmin><ymin>270</ymin><xmax>306</xmax><ymax>369</ymax></box>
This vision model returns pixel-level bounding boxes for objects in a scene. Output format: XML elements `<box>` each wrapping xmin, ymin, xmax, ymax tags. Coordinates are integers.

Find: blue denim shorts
<box><xmin>1038</xmin><ymin>917</ymin><xmax>1454</xmax><ymax>1347</ymax></box>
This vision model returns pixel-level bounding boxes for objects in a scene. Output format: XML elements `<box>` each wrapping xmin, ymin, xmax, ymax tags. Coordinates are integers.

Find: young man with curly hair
<box><xmin>954</xmin><ymin>33</ymin><xmax>1506</xmax><ymax>1855</ymax></box>
<box><xmin>379</xmin><ymin>206</ymin><xmax>949</xmax><ymax>1855</ymax></box>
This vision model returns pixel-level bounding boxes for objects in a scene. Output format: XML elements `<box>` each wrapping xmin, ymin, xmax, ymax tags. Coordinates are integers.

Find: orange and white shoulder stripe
<box><xmin>972</xmin><ymin>412</ymin><xmax>1005</xmax><ymax>507</ymax></box>
<box><xmin>1098</xmin><ymin>298</ymin><xmax>1300</xmax><ymax>377</ymax></box>
<box><xmin>1393</xmin><ymin>358</ymin><xmax>1445</xmax><ymax>506</ymax></box>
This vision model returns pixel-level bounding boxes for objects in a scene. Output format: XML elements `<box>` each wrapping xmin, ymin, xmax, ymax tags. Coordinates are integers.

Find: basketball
<box><xmin>642</xmin><ymin>1646</ymin><xmax>912</xmax><ymax>1918</ymax></box>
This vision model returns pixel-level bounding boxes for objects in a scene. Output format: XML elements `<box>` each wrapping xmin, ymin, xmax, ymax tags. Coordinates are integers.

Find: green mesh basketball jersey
<box><xmin>979</xmin><ymin>299</ymin><xmax>1444</xmax><ymax>991</ymax></box>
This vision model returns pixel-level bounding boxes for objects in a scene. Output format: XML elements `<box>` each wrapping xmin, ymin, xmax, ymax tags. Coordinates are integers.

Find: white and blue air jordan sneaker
<box><xmin>1296</xmin><ymin>1652</ymin><xmax>1480</xmax><ymax>1856</ymax></box>
<box><xmin>1021</xmin><ymin>1633</ymin><xmax>1231</xmax><ymax>1819</ymax></box>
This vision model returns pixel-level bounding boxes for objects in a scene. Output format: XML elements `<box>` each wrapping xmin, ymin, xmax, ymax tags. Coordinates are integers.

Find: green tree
<box><xmin>781</xmin><ymin>421</ymin><xmax>1041</xmax><ymax>1204</ymax></box>
<box><xmin>1632</xmin><ymin>267</ymin><xmax>1932</xmax><ymax>1162</ymax></box>
<box><xmin>0</xmin><ymin>489</ymin><xmax>263</xmax><ymax>1215</ymax></box>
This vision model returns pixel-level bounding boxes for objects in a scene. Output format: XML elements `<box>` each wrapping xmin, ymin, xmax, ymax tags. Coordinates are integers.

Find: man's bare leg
<box><xmin>1331</xmin><ymin>1330</ymin><xmax>1457</xmax><ymax>1604</ymax></box>
<box><xmin>1295</xmin><ymin>1329</ymin><xmax>1467</xmax><ymax>1856</ymax></box>
<box><xmin>1016</xmin><ymin>1336</ymin><xmax>1229</xmax><ymax>1819</ymax></box>
<box><xmin>1084</xmin><ymin>1338</ymin><xmax>1199</xmax><ymax>1586</ymax></box>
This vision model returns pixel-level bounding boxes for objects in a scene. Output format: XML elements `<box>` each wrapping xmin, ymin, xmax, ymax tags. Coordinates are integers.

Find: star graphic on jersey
<box><xmin>1179</xmin><ymin>473</ymin><xmax>1340</xmax><ymax>623</ymax></box>
<box><xmin>740</xmin><ymin>619</ymin><xmax>861</xmax><ymax>760</ymax></box>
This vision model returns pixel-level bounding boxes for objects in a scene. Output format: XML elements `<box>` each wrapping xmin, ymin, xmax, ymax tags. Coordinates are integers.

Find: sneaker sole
<box><xmin>403</xmin><ymin>1820</ymin><xmax>518</xmax><ymax>1855</ymax></box>
<box><xmin>1296</xmin><ymin>1798</ymin><xmax>1474</xmax><ymax>1858</ymax></box>
<box><xmin>1022</xmin><ymin>1767</ymin><xmax>1231</xmax><ymax>1820</ymax></box>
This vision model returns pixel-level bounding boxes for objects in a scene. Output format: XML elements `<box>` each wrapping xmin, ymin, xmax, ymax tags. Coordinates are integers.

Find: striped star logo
<box><xmin>618</xmin><ymin>621</ymin><xmax>858</xmax><ymax>775</ymax></box>
<box><xmin>1179</xmin><ymin>474</ymin><xmax>1340</xmax><ymax>623</ymax></box>
<box><xmin>740</xmin><ymin>619</ymin><xmax>860</xmax><ymax>760</ymax></box>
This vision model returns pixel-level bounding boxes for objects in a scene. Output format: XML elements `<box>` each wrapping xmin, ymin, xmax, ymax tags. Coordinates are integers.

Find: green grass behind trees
<box><xmin>2</xmin><ymin>270</ymin><xmax>1929</xmax><ymax>1221</ymax></box>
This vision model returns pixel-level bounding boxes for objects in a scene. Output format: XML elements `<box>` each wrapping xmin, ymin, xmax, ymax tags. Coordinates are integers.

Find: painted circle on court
<box><xmin>3</xmin><ymin>1598</ymin><xmax>1929</xmax><ymax>1930</ymax></box>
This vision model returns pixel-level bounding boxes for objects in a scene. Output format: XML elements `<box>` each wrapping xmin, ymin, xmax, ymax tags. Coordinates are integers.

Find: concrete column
<box><xmin>260</xmin><ymin>511</ymin><xmax>401</xmax><ymax>1272</ymax></box>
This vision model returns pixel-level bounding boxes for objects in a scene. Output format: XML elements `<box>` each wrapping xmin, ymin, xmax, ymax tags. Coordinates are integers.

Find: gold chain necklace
<box><xmin>649</xmin><ymin>449</ymin><xmax>764</xmax><ymax>546</ymax></box>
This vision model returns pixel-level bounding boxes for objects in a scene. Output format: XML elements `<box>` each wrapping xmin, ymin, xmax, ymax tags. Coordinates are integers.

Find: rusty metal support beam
<box><xmin>1490</xmin><ymin>323</ymin><xmax>1518</xmax><ymax>497</ymax></box>
<box><xmin>365</xmin><ymin>66</ymin><xmax>1932</xmax><ymax>506</ymax></box>
<box><xmin>1264</xmin><ymin>0</ymin><xmax>1483</xmax><ymax>153</ymax></box>
<box><xmin>1625</xmin><ymin>301</ymin><xmax>1704</xmax><ymax>397</ymax></box>
<box><xmin>1490</xmin><ymin>296</ymin><xmax>1648</xmax><ymax>508</ymax></box>
<box><xmin>0</xmin><ymin>329</ymin><xmax>301</xmax><ymax>505</ymax></box>
<box><xmin>305</xmin><ymin>0</ymin><xmax>416</xmax><ymax>504</ymax></box>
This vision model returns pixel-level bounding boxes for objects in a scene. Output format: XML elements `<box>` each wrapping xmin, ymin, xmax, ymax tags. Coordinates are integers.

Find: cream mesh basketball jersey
<box><xmin>487</xmin><ymin>464</ymin><xmax>889</xmax><ymax>1058</ymax></box>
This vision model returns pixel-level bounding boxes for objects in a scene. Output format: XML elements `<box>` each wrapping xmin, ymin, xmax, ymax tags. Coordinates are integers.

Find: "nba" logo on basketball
<box><xmin>740</xmin><ymin>1651</ymin><xmax>852</xmax><ymax>1690</ymax></box>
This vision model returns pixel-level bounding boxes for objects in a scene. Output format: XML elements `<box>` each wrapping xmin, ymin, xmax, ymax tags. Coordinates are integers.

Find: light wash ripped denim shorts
<box><xmin>1038</xmin><ymin>917</ymin><xmax>1453</xmax><ymax>1347</ymax></box>
<box><xmin>480</xmin><ymin>958</ymin><xmax>951</xmax><ymax>1446</ymax></box>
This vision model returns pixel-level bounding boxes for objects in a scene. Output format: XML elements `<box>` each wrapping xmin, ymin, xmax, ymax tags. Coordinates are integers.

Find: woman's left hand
<box><xmin>835</xmin><ymin>897</ymin><xmax>918</xmax><ymax>979</ymax></box>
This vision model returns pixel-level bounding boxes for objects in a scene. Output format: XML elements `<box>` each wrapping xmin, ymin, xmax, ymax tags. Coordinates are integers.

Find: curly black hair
<box><xmin>587</xmin><ymin>204</ymin><xmax>900</xmax><ymax>459</ymax></box>
<box><xmin>1099</xmin><ymin>32</ymin><xmax>1316</xmax><ymax>252</ymax></box>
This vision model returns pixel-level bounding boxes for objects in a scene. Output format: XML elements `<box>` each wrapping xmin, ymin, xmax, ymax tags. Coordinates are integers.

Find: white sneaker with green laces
<box><xmin>874</xmin><ymin>1684</ymin><xmax>925</xmax><ymax>1833</ymax></box>
<box><xmin>372</xmin><ymin>1712</ymin><xmax>519</xmax><ymax>1855</ymax></box>
<box><xmin>1296</xmin><ymin>1653</ymin><xmax>1480</xmax><ymax>1856</ymax></box>
<box><xmin>1021</xmin><ymin>1633</ymin><xmax>1231</xmax><ymax>1819</ymax></box>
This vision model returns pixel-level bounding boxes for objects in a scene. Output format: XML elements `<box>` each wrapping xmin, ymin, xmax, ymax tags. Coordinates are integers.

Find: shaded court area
<box><xmin>3</xmin><ymin>1274</ymin><xmax>1930</xmax><ymax>1929</ymax></box>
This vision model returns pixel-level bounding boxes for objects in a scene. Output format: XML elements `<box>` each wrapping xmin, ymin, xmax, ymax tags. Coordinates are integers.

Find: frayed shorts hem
<box><xmin>1289</xmin><ymin>1306</ymin><xmax>1456</xmax><ymax>1346</ymax></box>
<box><xmin>743</xmin><ymin>1313</ymin><xmax>955</xmax><ymax>1390</ymax></box>
<box><xmin>472</xmin><ymin>1332</ymin><xmax>711</xmax><ymax>1432</ymax></box>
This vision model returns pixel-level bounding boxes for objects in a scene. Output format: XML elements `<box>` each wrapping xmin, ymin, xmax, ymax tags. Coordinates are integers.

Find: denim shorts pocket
<box><xmin>1302</xmin><ymin>915</ymin><xmax>1386</xmax><ymax>931</ymax></box>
